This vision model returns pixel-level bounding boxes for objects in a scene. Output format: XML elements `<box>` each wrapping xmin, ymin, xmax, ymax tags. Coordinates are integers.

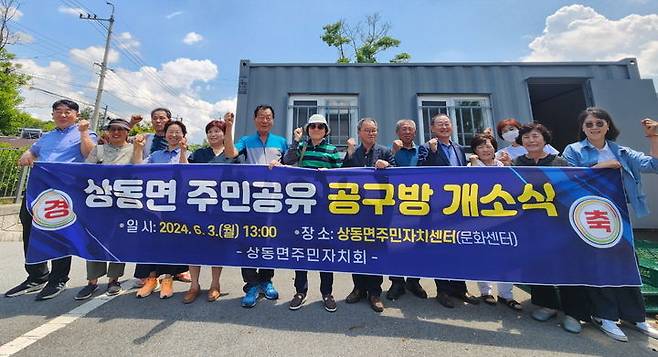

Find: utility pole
<box><xmin>79</xmin><ymin>2</ymin><xmax>115</xmax><ymax>131</ymax></box>
<box><xmin>102</xmin><ymin>104</ymin><xmax>109</xmax><ymax>127</ymax></box>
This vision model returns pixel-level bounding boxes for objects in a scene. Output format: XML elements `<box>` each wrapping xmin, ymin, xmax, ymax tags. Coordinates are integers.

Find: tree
<box><xmin>321</xmin><ymin>13</ymin><xmax>411</xmax><ymax>64</ymax></box>
<box><xmin>79</xmin><ymin>106</ymin><xmax>93</xmax><ymax>121</ymax></box>
<box><xmin>0</xmin><ymin>0</ymin><xmax>54</xmax><ymax>135</ymax></box>
<box><xmin>129</xmin><ymin>122</ymin><xmax>154</xmax><ymax>136</ymax></box>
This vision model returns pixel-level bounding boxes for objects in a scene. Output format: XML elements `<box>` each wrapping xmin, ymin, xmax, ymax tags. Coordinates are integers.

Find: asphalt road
<box><xmin>0</xmin><ymin>241</ymin><xmax>657</xmax><ymax>356</ymax></box>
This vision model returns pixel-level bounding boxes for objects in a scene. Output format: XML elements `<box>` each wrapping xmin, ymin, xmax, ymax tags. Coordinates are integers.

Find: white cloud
<box><xmin>116</xmin><ymin>32</ymin><xmax>140</xmax><ymax>52</ymax></box>
<box><xmin>15</xmin><ymin>31</ymin><xmax>33</xmax><ymax>43</ymax></box>
<box><xmin>57</xmin><ymin>5</ymin><xmax>84</xmax><ymax>16</ymax></box>
<box><xmin>183</xmin><ymin>32</ymin><xmax>203</xmax><ymax>45</ymax></box>
<box><xmin>100</xmin><ymin>57</ymin><xmax>233</xmax><ymax>143</ymax></box>
<box><xmin>13</xmin><ymin>59</ymin><xmax>86</xmax><ymax>121</ymax></box>
<box><xmin>70</xmin><ymin>46</ymin><xmax>120</xmax><ymax>65</ymax></box>
<box><xmin>166</xmin><ymin>11</ymin><xmax>183</xmax><ymax>19</ymax></box>
<box><xmin>524</xmin><ymin>5</ymin><xmax>658</xmax><ymax>81</ymax></box>
<box><xmin>16</xmin><ymin>50</ymin><xmax>234</xmax><ymax>143</ymax></box>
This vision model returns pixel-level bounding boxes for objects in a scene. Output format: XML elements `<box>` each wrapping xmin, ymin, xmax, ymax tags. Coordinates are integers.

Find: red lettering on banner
<box><xmin>585</xmin><ymin>210</ymin><xmax>611</xmax><ymax>232</ymax></box>
<box><xmin>44</xmin><ymin>199</ymin><xmax>70</xmax><ymax>219</ymax></box>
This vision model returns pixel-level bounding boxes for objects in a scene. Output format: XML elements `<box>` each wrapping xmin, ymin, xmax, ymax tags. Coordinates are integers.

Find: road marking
<box><xmin>0</xmin><ymin>282</ymin><xmax>132</xmax><ymax>357</ymax></box>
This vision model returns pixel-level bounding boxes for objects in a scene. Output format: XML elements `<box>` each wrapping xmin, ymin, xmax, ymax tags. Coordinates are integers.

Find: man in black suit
<box><xmin>343</xmin><ymin>117</ymin><xmax>396</xmax><ymax>313</ymax></box>
<box><xmin>417</xmin><ymin>114</ymin><xmax>480</xmax><ymax>308</ymax></box>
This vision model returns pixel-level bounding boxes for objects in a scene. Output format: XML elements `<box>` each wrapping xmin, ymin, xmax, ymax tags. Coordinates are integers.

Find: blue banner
<box><xmin>26</xmin><ymin>162</ymin><xmax>641</xmax><ymax>287</ymax></box>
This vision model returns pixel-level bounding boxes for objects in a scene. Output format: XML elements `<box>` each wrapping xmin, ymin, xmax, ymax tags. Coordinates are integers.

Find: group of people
<box><xmin>5</xmin><ymin>99</ymin><xmax>658</xmax><ymax>343</ymax></box>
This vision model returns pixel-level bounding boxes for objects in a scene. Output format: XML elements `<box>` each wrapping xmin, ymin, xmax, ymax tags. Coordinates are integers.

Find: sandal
<box><xmin>479</xmin><ymin>294</ymin><xmax>496</xmax><ymax>305</ymax></box>
<box><xmin>498</xmin><ymin>296</ymin><xmax>522</xmax><ymax>311</ymax></box>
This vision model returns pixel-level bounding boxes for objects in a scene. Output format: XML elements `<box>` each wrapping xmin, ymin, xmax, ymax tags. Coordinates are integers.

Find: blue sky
<box><xmin>7</xmin><ymin>0</ymin><xmax>658</xmax><ymax>142</ymax></box>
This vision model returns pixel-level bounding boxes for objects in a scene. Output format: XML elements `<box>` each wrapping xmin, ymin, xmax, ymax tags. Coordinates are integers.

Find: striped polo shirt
<box><xmin>289</xmin><ymin>139</ymin><xmax>342</xmax><ymax>169</ymax></box>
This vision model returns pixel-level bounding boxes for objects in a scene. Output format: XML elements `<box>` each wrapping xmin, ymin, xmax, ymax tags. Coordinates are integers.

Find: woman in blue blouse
<box><xmin>562</xmin><ymin>107</ymin><xmax>658</xmax><ymax>342</ymax></box>
<box><xmin>132</xmin><ymin>121</ymin><xmax>189</xmax><ymax>299</ymax></box>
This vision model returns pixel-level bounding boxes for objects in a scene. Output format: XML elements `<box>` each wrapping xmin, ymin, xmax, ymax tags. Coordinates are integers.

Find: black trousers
<box><xmin>20</xmin><ymin>195</ymin><xmax>70</xmax><ymax>284</ymax></box>
<box><xmin>352</xmin><ymin>274</ymin><xmax>383</xmax><ymax>297</ymax></box>
<box><xmin>241</xmin><ymin>268</ymin><xmax>274</xmax><ymax>286</ymax></box>
<box><xmin>295</xmin><ymin>270</ymin><xmax>333</xmax><ymax>296</ymax></box>
<box><xmin>531</xmin><ymin>285</ymin><xmax>591</xmax><ymax>321</ymax></box>
<box><xmin>390</xmin><ymin>276</ymin><xmax>420</xmax><ymax>285</ymax></box>
<box><xmin>133</xmin><ymin>264</ymin><xmax>187</xmax><ymax>279</ymax></box>
<box><xmin>588</xmin><ymin>287</ymin><xmax>645</xmax><ymax>322</ymax></box>
<box><xmin>435</xmin><ymin>279</ymin><xmax>467</xmax><ymax>295</ymax></box>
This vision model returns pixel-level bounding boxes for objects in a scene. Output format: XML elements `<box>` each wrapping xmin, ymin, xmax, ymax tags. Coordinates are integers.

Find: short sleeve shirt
<box><xmin>30</xmin><ymin>124</ymin><xmax>98</xmax><ymax>163</ymax></box>
<box><xmin>234</xmin><ymin>132</ymin><xmax>287</xmax><ymax>165</ymax></box>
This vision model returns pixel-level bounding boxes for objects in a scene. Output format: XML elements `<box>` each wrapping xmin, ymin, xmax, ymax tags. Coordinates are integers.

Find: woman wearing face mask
<box><xmin>496</xmin><ymin>118</ymin><xmax>559</xmax><ymax>161</ymax></box>
<box><xmin>562</xmin><ymin>107</ymin><xmax>658</xmax><ymax>342</ymax></box>
<box><xmin>513</xmin><ymin>123</ymin><xmax>591</xmax><ymax>334</ymax></box>
<box><xmin>131</xmin><ymin>121</ymin><xmax>190</xmax><ymax>299</ymax></box>
<box><xmin>467</xmin><ymin>134</ymin><xmax>521</xmax><ymax>310</ymax></box>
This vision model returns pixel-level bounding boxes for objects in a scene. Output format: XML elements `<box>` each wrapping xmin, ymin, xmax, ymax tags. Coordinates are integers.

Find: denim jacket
<box><xmin>562</xmin><ymin>139</ymin><xmax>658</xmax><ymax>218</ymax></box>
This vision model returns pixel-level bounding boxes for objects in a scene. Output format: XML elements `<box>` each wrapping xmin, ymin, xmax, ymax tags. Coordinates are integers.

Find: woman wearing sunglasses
<box><xmin>277</xmin><ymin>114</ymin><xmax>342</xmax><ymax>312</ymax></box>
<box><xmin>562</xmin><ymin>107</ymin><xmax>658</xmax><ymax>342</ymax></box>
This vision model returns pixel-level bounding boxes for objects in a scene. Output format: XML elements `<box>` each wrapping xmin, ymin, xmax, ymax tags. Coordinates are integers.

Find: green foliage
<box><xmin>390</xmin><ymin>52</ymin><xmax>411</xmax><ymax>64</ymax></box>
<box><xmin>0</xmin><ymin>48</ymin><xmax>54</xmax><ymax>135</ymax></box>
<box><xmin>0</xmin><ymin>143</ymin><xmax>24</xmax><ymax>200</ymax></box>
<box><xmin>79</xmin><ymin>106</ymin><xmax>93</xmax><ymax>121</ymax></box>
<box><xmin>129</xmin><ymin>122</ymin><xmax>154</xmax><ymax>136</ymax></box>
<box><xmin>321</xmin><ymin>13</ymin><xmax>411</xmax><ymax>64</ymax></box>
<box><xmin>321</xmin><ymin>21</ymin><xmax>351</xmax><ymax>63</ymax></box>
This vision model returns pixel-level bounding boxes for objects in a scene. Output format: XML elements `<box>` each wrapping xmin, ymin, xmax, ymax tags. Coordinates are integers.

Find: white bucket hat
<box><xmin>305</xmin><ymin>114</ymin><xmax>330</xmax><ymax>136</ymax></box>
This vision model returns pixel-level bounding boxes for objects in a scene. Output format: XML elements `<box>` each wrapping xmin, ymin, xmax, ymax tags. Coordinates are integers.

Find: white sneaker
<box><xmin>626</xmin><ymin>321</ymin><xmax>658</xmax><ymax>340</ymax></box>
<box><xmin>592</xmin><ymin>317</ymin><xmax>628</xmax><ymax>342</ymax></box>
<box><xmin>531</xmin><ymin>307</ymin><xmax>557</xmax><ymax>321</ymax></box>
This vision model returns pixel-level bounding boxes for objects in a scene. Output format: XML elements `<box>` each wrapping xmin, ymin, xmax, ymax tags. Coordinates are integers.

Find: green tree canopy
<box><xmin>321</xmin><ymin>13</ymin><xmax>411</xmax><ymax>64</ymax></box>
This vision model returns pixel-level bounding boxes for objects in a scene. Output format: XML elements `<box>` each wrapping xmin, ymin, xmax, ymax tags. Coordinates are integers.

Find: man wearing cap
<box><xmin>74</xmin><ymin>118</ymin><xmax>136</xmax><ymax>300</ymax></box>
<box><xmin>6</xmin><ymin>99</ymin><xmax>97</xmax><ymax>301</ymax></box>
<box><xmin>386</xmin><ymin>119</ymin><xmax>428</xmax><ymax>301</ymax></box>
<box><xmin>224</xmin><ymin>104</ymin><xmax>288</xmax><ymax>308</ymax></box>
<box><xmin>280</xmin><ymin>114</ymin><xmax>342</xmax><ymax>312</ymax></box>
<box><xmin>343</xmin><ymin>117</ymin><xmax>396</xmax><ymax>313</ymax></box>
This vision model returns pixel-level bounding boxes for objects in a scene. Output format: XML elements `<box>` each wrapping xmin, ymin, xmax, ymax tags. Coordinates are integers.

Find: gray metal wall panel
<box><xmin>236</xmin><ymin>62</ymin><xmax>635</xmax><ymax>143</ymax></box>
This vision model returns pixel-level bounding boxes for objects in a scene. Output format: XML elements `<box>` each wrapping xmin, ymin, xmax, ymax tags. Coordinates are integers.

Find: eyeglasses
<box><xmin>584</xmin><ymin>120</ymin><xmax>606</xmax><ymax>128</ymax></box>
<box><xmin>308</xmin><ymin>123</ymin><xmax>326</xmax><ymax>130</ymax></box>
<box><xmin>107</xmin><ymin>127</ymin><xmax>126</xmax><ymax>132</ymax></box>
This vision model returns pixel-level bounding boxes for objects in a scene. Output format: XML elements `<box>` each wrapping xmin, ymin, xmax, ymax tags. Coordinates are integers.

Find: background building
<box><xmin>235</xmin><ymin>58</ymin><xmax>658</xmax><ymax>229</ymax></box>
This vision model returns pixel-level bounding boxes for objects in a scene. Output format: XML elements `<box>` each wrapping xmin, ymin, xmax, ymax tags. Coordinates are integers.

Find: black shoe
<box><xmin>106</xmin><ymin>280</ymin><xmax>122</xmax><ymax>296</ymax></box>
<box><xmin>35</xmin><ymin>280</ymin><xmax>67</xmax><ymax>301</ymax></box>
<box><xmin>5</xmin><ymin>280</ymin><xmax>46</xmax><ymax>298</ymax></box>
<box><xmin>346</xmin><ymin>288</ymin><xmax>366</xmax><ymax>304</ymax></box>
<box><xmin>386</xmin><ymin>282</ymin><xmax>406</xmax><ymax>301</ymax></box>
<box><xmin>75</xmin><ymin>283</ymin><xmax>98</xmax><ymax>300</ymax></box>
<box><xmin>369</xmin><ymin>295</ymin><xmax>384</xmax><ymax>313</ymax></box>
<box><xmin>406</xmin><ymin>281</ymin><xmax>428</xmax><ymax>299</ymax></box>
<box><xmin>322</xmin><ymin>294</ymin><xmax>337</xmax><ymax>312</ymax></box>
<box><xmin>498</xmin><ymin>296</ymin><xmax>523</xmax><ymax>311</ymax></box>
<box><xmin>289</xmin><ymin>292</ymin><xmax>306</xmax><ymax>310</ymax></box>
<box><xmin>452</xmin><ymin>292</ymin><xmax>480</xmax><ymax>305</ymax></box>
<box><xmin>480</xmin><ymin>294</ymin><xmax>497</xmax><ymax>305</ymax></box>
<box><xmin>436</xmin><ymin>292</ymin><xmax>454</xmax><ymax>308</ymax></box>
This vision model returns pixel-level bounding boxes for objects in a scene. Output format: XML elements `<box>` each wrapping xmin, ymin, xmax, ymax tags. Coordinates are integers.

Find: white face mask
<box><xmin>501</xmin><ymin>129</ymin><xmax>519</xmax><ymax>143</ymax></box>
